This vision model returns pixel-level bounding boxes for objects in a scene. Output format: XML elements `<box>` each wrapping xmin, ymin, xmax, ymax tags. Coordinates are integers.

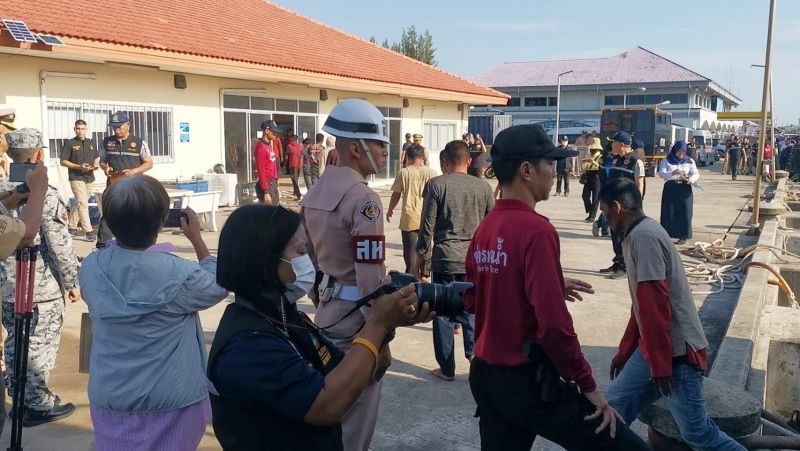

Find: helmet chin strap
<box><xmin>360</xmin><ymin>139</ymin><xmax>381</xmax><ymax>176</ymax></box>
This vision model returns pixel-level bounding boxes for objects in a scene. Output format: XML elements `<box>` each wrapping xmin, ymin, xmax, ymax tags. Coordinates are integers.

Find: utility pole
<box><xmin>751</xmin><ymin>0</ymin><xmax>777</xmax><ymax>234</ymax></box>
<box><xmin>554</xmin><ymin>70</ymin><xmax>573</xmax><ymax>144</ymax></box>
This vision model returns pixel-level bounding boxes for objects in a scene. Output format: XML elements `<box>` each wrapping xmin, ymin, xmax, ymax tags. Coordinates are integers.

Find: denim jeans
<box><xmin>607</xmin><ymin>349</ymin><xmax>745</xmax><ymax>451</ymax></box>
<box><xmin>431</xmin><ymin>273</ymin><xmax>475</xmax><ymax>378</ymax></box>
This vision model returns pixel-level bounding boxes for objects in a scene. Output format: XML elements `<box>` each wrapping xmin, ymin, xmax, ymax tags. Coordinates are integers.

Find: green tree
<box><xmin>373</xmin><ymin>26</ymin><xmax>437</xmax><ymax>66</ymax></box>
<box><xmin>417</xmin><ymin>30</ymin><xmax>437</xmax><ymax>67</ymax></box>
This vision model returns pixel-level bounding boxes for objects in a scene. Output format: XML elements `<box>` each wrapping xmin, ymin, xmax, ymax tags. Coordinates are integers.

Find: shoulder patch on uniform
<box><xmin>351</xmin><ymin>235</ymin><xmax>385</xmax><ymax>264</ymax></box>
<box><xmin>358</xmin><ymin>200</ymin><xmax>382</xmax><ymax>223</ymax></box>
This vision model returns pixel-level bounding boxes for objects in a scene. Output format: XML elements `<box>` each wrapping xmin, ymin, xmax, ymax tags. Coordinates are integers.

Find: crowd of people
<box><xmin>0</xmin><ymin>98</ymin><xmax>752</xmax><ymax>451</ymax></box>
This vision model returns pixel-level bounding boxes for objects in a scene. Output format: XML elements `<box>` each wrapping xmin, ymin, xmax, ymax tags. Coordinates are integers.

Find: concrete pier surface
<box><xmin>1</xmin><ymin>167</ymin><xmax>760</xmax><ymax>450</ymax></box>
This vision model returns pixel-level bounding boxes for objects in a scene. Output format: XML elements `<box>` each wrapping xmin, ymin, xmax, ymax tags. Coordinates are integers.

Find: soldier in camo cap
<box><xmin>0</xmin><ymin>128</ymin><xmax>81</xmax><ymax>427</ymax></box>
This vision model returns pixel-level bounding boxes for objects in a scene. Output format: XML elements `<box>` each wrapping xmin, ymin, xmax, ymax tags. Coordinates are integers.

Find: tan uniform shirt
<box><xmin>301</xmin><ymin>165</ymin><xmax>386</xmax><ymax>298</ymax></box>
<box><xmin>391</xmin><ymin>165</ymin><xmax>438</xmax><ymax>232</ymax></box>
<box><xmin>0</xmin><ymin>215</ymin><xmax>25</xmax><ymax>259</ymax></box>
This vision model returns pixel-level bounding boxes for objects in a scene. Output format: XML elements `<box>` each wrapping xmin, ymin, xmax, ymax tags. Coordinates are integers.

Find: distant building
<box><xmin>470</xmin><ymin>47</ymin><xmax>742</xmax><ymax>137</ymax></box>
<box><xmin>0</xmin><ymin>0</ymin><xmax>505</xmax><ymax>191</ymax></box>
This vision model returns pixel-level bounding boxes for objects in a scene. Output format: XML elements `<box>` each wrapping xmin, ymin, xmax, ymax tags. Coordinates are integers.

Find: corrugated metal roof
<box><xmin>470</xmin><ymin>47</ymin><xmax>709</xmax><ymax>88</ymax></box>
<box><xmin>0</xmin><ymin>0</ymin><xmax>506</xmax><ymax>100</ymax></box>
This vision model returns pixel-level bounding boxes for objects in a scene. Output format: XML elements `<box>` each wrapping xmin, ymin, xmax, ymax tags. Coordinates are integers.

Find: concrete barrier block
<box><xmin>765</xmin><ymin>307</ymin><xmax>800</xmax><ymax>420</ymax></box>
<box><xmin>638</xmin><ymin>377</ymin><xmax>761</xmax><ymax>440</ymax></box>
<box><xmin>784</xmin><ymin>212</ymin><xmax>800</xmax><ymax>229</ymax></box>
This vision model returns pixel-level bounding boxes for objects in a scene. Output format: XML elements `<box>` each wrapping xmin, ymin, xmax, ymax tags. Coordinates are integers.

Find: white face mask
<box><xmin>281</xmin><ymin>254</ymin><xmax>316</xmax><ymax>304</ymax></box>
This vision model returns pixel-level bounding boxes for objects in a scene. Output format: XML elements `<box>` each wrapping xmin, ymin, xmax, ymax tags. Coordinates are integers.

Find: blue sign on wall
<box><xmin>180</xmin><ymin>122</ymin><xmax>190</xmax><ymax>142</ymax></box>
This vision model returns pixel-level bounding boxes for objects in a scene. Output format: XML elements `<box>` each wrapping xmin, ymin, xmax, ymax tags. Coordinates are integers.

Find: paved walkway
<box><xmin>1</xmin><ymin>166</ymin><xmax>758</xmax><ymax>450</ymax></box>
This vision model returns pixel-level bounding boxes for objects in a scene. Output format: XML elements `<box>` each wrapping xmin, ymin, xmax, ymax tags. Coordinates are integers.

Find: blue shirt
<box><xmin>79</xmin><ymin>247</ymin><xmax>229</xmax><ymax>412</ymax></box>
<box><xmin>210</xmin><ymin>329</ymin><xmax>344</xmax><ymax>421</ymax></box>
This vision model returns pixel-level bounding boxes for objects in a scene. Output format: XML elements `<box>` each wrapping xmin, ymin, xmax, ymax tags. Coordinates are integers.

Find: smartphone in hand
<box><xmin>8</xmin><ymin>163</ymin><xmax>37</xmax><ymax>183</ymax></box>
<box><xmin>164</xmin><ymin>209</ymin><xmax>187</xmax><ymax>228</ymax></box>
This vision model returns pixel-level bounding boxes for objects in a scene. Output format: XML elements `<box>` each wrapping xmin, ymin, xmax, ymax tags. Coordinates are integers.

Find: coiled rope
<box><xmin>682</xmin><ymin>239</ymin><xmax>800</xmax><ymax>308</ymax></box>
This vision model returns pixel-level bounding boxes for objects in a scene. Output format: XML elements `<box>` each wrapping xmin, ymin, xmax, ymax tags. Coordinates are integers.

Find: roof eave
<box><xmin>1</xmin><ymin>37</ymin><xmax>507</xmax><ymax>105</ymax></box>
<box><xmin>707</xmin><ymin>81</ymin><xmax>742</xmax><ymax>105</ymax></box>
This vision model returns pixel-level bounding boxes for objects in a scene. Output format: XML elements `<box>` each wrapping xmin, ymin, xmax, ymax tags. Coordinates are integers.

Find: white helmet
<box><xmin>323</xmin><ymin>99</ymin><xmax>390</xmax><ymax>144</ymax></box>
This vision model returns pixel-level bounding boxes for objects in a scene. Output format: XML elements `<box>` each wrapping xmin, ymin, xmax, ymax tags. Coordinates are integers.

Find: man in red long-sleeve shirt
<box><xmin>254</xmin><ymin>121</ymin><xmax>280</xmax><ymax>205</ymax></box>
<box><xmin>465</xmin><ymin>124</ymin><xmax>648</xmax><ymax>451</ymax></box>
<box><xmin>601</xmin><ymin>178</ymin><xmax>744</xmax><ymax>451</ymax></box>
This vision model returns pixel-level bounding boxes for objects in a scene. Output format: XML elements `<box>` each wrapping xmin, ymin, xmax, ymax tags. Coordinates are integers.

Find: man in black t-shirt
<box><xmin>59</xmin><ymin>119</ymin><xmax>99</xmax><ymax>240</ymax></box>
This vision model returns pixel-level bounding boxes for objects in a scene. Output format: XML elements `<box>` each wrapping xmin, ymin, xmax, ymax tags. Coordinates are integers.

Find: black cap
<box><xmin>491</xmin><ymin>124</ymin><xmax>578</xmax><ymax>161</ymax></box>
<box><xmin>611</xmin><ymin>131</ymin><xmax>632</xmax><ymax>145</ymax></box>
<box><xmin>260</xmin><ymin>120</ymin><xmax>279</xmax><ymax>131</ymax></box>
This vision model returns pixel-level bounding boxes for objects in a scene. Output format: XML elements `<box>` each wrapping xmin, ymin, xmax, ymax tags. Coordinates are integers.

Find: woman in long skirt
<box><xmin>658</xmin><ymin>140</ymin><xmax>699</xmax><ymax>245</ymax></box>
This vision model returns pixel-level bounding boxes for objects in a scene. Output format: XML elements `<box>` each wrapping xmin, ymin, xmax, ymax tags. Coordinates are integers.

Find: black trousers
<box><xmin>255</xmin><ymin>180</ymin><xmax>280</xmax><ymax>205</ymax></box>
<box><xmin>97</xmin><ymin>181</ymin><xmax>114</xmax><ymax>248</ymax></box>
<box><xmin>401</xmin><ymin>230</ymin><xmax>419</xmax><ymax>274</ymax></box>
<box><xmin>611</xmin><ymin>231</ymin><xmax>625</xmax><ymax>270</ymax></box>
<box><xmin>728</xmin><ymin>156</ymin><xmax>739</xmax><ymax>180</ymax></box>
<box><xmin>469</xmin><ymin>358</ymin><xmax>649</xmax><ymax>451</ymax></box>
<box><xmin>288</xmin><ymin>168</ymin><xmax>302</xmax><ymax>198</ymax></box>
<box><xmin>96</xmin><ymin>217</ymin><xmax>113</xmax><ymax>248</ymax></box>
<box><xmin>556</xmin><ymin>170</ymin><xmax>570</xmax><ymax>194</ymax></box>
<box><xmin>581</xmin><ymin>171</ymin><xmax>600</xmax><ymax>218</ymax></box>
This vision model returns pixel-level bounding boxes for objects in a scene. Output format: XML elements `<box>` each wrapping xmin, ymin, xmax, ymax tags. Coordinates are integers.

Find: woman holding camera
<box><xmin>208</xmin><ymin>204</ymin><xmax>431</xmax><ymax>450</ymax></box>
<box><xmin>79</xmin><ymin>175</ymin><xmax>229</xmax><ymax>450</ymax></box>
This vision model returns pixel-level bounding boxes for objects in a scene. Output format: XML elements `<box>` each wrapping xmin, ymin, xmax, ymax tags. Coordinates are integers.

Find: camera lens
<box><xmin>387</xmin><ymin>271</ymin><xmax>472</xmax><ymax>318</ymax></box>
<box><xmin>415</xmin><ymin>281</ymin><xmax>471</xmax><ymax>318</ymax></box>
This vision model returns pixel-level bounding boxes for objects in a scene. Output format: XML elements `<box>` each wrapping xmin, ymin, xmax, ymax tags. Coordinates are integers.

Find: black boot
<box><xmin>23</xmin><ymin>403</ymin><xmax>75</xmax><ymax>427</ymax></box>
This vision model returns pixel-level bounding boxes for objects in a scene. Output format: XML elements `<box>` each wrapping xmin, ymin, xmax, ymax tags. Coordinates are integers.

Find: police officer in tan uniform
<box><xmin>301</xmin><ymin>99</ymin><xmax>392</xmax><ymax>451</ymax></box>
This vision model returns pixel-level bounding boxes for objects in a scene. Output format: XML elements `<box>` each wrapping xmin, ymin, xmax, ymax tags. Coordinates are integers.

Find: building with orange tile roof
<box><xmin>0</xmin><ymin>0</ymin><xmax>507</xmax><ymax>191</ymax></box>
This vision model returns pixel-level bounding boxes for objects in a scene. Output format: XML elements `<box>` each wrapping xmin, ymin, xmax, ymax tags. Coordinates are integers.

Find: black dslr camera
<box><xmin>385</xmin><ymin>271</ymin><xmax>472</xmax><ymax>319</ymax></box>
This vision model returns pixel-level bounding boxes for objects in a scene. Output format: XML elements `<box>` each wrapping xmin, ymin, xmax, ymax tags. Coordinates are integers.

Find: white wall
<box><xmin>0</xmin><ymin>55</ymin><xmax>465</xmax><ymax>193</ymax></box>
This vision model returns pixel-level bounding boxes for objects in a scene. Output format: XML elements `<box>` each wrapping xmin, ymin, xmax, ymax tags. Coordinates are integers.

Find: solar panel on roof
<box><xmin>37</xmin><ymin>34</ymin><xmax>65</xmax><ymax>46</ymax></box>
<box><xmin>2</xmin><ymin>19</ymin><xmax>38</xmax><ymax>43</ymax></box>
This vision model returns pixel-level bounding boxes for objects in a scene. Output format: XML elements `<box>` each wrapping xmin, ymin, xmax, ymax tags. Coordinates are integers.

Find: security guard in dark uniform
<box><xmin>96</xmin><ymin>111</ymin><xmax>153</xmax><ymax>248</ymax></box>
<box><xmin>598</xmin><ymin>131</ymin><xmax>645</xmax><ymax>279</ymax></box>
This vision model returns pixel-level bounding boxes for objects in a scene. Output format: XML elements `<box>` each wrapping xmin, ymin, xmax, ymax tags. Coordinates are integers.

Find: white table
<box><xmin>170</xmin><ymin>190</ymin><xmax>222</xmax><ymax>232</ymax></box>
<box><xmin>94</xmin><ymin>188</ymin><xmax>221</xmax><ymax>232</ymax></box>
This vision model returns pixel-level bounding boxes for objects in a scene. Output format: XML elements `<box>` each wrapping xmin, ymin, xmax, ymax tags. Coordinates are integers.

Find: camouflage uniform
<box><xmin>0</xmin><ymin>182</ymin><xmax>78</xmax><ymax>411</ymax></box>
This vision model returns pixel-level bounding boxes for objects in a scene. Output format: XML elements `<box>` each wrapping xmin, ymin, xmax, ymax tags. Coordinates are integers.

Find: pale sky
<box><xmin>277</xmin><ymin>0</ymin><xmax>800</xmax><ymax>127</ymax></box>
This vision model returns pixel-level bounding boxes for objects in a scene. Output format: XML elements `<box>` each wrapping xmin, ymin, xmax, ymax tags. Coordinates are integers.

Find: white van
<box><xmin>693</xmin><ymin>130</ymin><xmax>715</xmax><ymax>166</ymax></box>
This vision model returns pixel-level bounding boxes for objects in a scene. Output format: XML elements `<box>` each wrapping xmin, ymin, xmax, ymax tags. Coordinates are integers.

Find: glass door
<box><xmin>224</xmin><ymin>111</ymin><xmax>248</xmax><ymax>184</ymax></box>
<box><xmin>297</xmin><ymin>115</ymin><xmax>317</xmax><ymax>144</ymax></box>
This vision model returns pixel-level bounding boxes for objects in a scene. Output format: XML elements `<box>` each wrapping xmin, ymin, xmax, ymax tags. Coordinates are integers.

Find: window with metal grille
<box><xmin>46</xmin><ymin>101</ymin><xmax>174</xmax><ymax>163</ymax></box>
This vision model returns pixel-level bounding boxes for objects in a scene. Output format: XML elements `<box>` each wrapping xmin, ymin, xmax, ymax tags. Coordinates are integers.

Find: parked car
<box><xmin>693</xmin><ymin>131</ymin><xmax>715</xmax><ymax>166</ymax></box>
